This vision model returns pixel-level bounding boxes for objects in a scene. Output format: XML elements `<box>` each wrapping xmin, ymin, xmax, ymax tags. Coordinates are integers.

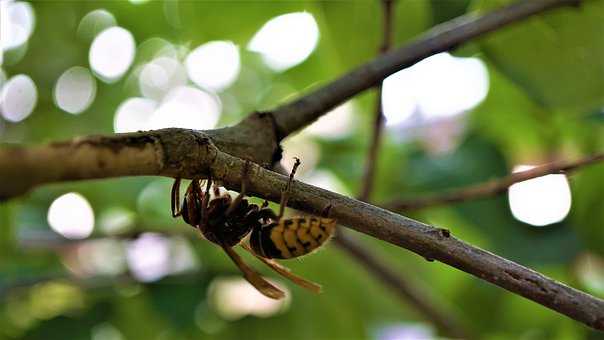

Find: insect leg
<box><xmin>226</xmin><ymin>160</ymin><xmax>250</xmax><ymax>216</ymax></box>
<box><xmin>257</xmin><ymin>207</ymin><xmax>278</xmax><ymax>223</ymax></box>
<box><xmin>257</xmin><ymin>201</ymin><xmax>271</xmax><ymax>222</ymax></box>
<box><xmin>171</xmin><ymin>178</ymin><xmax>182</xmax><ymax>217</ymax></box>
<box><xmin>241</xmin><ymin>243</ymin><xmax>321</xmax><ymax>294</ymax></box>
<box><xmin>201</xmin><ymin>175</ymin><xmax>212</xmax><ymax>226</ymax></box>
<box><xmin>278</xmin><ymin>157</ymin><xmax>301</xmax><ymax>219</ymax></box>
<box><xmin>220</xmin><ymin>244</ymin><xmax>285</xmax><ymax>300</ymax></box>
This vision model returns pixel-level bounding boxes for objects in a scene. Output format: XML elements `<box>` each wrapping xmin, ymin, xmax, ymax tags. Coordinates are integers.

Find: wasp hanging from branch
<box><xmin>171</xmin><ymin>158</ymin><xmax>336</xmax><ymax>299</ymax></box>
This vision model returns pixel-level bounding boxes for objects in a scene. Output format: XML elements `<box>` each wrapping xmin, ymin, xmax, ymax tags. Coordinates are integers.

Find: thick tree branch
<box><xmin>334</xmin><ymin>232</ymin><xmax>469</xmax><ymax>338</ymax></box>
<box><xmin>2</xmin><ymin>132</ymin><xmax>602</xmax><ymax>330</ymax></box>
<box><xmin>383</xmin><ymin>153</ymin><xmax>604</xmax><ymax>211</ymax></box>
<box><xmin>0</xmin><ymin>112</ymin><xmax>281</xmax><ymax>199</ymax></box>
<box><xmin>269</xmin><ymin>0</ymin><xmax>581</xmax><ymax>138</ymax></box>
<box><xmin>189</xmin><ymin>143</ymin><xmax>604</xmax><ymax>331</ymax></box>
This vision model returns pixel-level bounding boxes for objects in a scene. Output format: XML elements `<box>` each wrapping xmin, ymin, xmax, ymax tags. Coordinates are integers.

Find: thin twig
<box><xmin>270</xmin><ymin>0</ymin><xmax>582</xmax><ymax>138</ymax></box>
<box><xmin>383</xmin><ymin>153</ymin><xmax>604</xmax><ymax>211</ymax></box>
<box><xmin>334</xmin><ymin>232</ymin><xmax>469</xmax><ymax>338</ymax></box>
<box><xmin>340</xmin><ymin>1</ymin><xmax>469</xmax><ymax>336</ymax></box>
<box><xmin>358</xmin><ymin>0</ymin><xmax>395</xmax><ymax>202</ymax></box>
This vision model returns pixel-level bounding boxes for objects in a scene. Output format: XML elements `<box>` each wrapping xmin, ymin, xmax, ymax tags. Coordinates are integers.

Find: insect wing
<box><xmin>241</xmin><ymin>243</ymin><xmax>322</xmax><ymax>294</ymax></box>
<box><xmin>220</xmin><ymin>244</ymin><xmax>285</xmax><ymax>300</ymax></box>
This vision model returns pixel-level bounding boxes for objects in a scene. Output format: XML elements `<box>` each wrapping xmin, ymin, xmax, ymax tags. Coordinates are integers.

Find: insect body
<box><xmin>171</xmin><ymin>158</ymin><xmax>335</xmax><ymax>299</ymax></box>
<box><xmin>250</xmin><ymin>216</ymin><xmax>336</xmax><ymax>259</ymax></box>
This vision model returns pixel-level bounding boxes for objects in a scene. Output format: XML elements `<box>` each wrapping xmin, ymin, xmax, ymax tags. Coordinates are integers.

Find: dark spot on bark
<box><xmin>594</xmin><ymin>317</ymin><xmax>604</xmax><ymax>331</ymax></box>
<box><xmin>257</xmin><ymin>109</ymin><xmax>282</xmax><ymax>142</ymax></box>
<box><xmin>272</xmin><ymin>143</ymin><xmax>283</xmax><ymax>164</ymax></box>
<box><xmin>424</xmin><ymin>256</ymin><xmax>434</xmax><ymax>262</ymax></box>
<box><xmin>98</xmin><ymin>159</ymin><xmax>106</xmax><ymax>169</ymax></box>
<box><xmin>51</xmin><ymin>134</ymin><xmax>158</xmax><ymax>154</ymax></box>
<box><xmin>525</xmin><ymin>278</ymin><xmax>548</xmax><ymax>293</ymax></box>
<box><xmin>439</xmin><ymin>228</ymin><xmax>450</xmax><ymax>238</ymax></box>
<box><xmin>506</xmin><ymin>270</ymin><xmax>549</xmax><ymax>294</ymax></box>
<box><xmin>505</xmin><ymin>270</ymin><xmax>521</xmax><ymax>281</ymax></box>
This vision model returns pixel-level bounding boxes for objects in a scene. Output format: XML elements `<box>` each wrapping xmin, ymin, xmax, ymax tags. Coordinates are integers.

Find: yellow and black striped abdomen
<box><xmin>250</xmin><ymin>216</ymin><xmax>336</xmax><ymax>259</ymax></box>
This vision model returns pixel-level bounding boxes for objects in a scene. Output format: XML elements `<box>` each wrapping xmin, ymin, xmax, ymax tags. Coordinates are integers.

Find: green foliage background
<box><xmin>1</xmin><ymin>0</ymin><xmax>603</xmax><ymax>339</ymax></box>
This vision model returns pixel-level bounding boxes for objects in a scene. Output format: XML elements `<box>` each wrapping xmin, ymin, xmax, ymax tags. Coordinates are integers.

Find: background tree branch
<box><xmin>336</xmin><ymin>1</ymin><xmax>469</xmax><ymax>336</ymax></box>
<box><xmin>334</xmin><ymin>232</ymin><xmax>469</xmax><ymax>338</ymax></box>
<box><xmin>383</xmin><ymin>153</ymin><xmax>604</xmax><ymax>211</ymax></box>
<box><xmin>357</xmin><ymin>0</ymin><xmax>395</xmax><ymax>202</ymax></box>
<box><xmin>269</xmin><ymin>0</ymin><xmax>582</xmax><ymax>138</ymax></box>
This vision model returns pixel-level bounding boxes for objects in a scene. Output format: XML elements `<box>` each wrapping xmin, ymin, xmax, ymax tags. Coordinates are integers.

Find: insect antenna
<box><xmin>220</xmin><ymin>244</ymin><xmax>285</xmax><ymax>300</ymax></box>
<box><xmin>278</xmin><ymin>157</ymin><xmax>301</xmax><ymax>218</ymax></box>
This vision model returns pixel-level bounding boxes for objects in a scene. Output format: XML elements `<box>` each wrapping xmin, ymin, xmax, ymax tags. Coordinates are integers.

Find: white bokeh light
<box><xmin>54</xmin><ymin>66</ymin><xmax>97</xmax><ymax>114</ymax></box>
<box><xmin>374</xmin><ymin>323</ymin><xmax>434</xmax><ymax>340</ymax></box>
<box><xmin>77</xmin><ymin>9</ymin><xmax>116</xmax><ymax>42</ymax></box>
<box><xmin>248</xmin><ymin>12</ymin><xmax>319</xmax><ymax>72</ymax></box>
<box><xmin>304</xmin><ymin>170</ymin><xmax>350</xmax><ymax>196</ymax></box>
<box><xmin>508</xmin><ymin>165</ymin><xmax>572</xmax><ymax>226</ymax></box>
<box><xmin>0</xmin><ymin>1</ymin><xmax>35</xmax><ymax>52</ymax></box>
<box><xmin>113</xmin><ymin>97</ymin><xmax>157</xmax><ymax>133</ymax></box>
<box><xmin>209</xmin><ymin>277</ymin><xmax>289</xmax><ymax>320</ymax></box>
<box><xmin>137</xmin><ymin>37</ymin><xmax>180</xmax><ymax>63</ymax></box>
<box><xmin>77</xmin><ymin>239</ymin><xmax>127</xmax><ymax>276</ymax></box>
<box><xmin>185</xmin><ymin>41</ymin><xmax>240</xmax><ymax>92</ymax></box>
<box><xmin>306</xmin><ymin>102</ymin><xmax>354</xmax><ymax>139</ymax></box>
<box><xmin>0</xmin><ymin>68</ymin><xmax>6</xmax><ymax>97</ymax></box>
<box><xmin>92</xmin><ymin>323</ymin><xmax>124</xmax><ymax>340</ymax></box>
<box><xmin>47</xmin><ymin>193</ymin><xmax>95</xmax><ymax>240</ymax></box>
<box><xmin>575</xmin><ymin>253</ymin><xmax>604</xmax><ymax>295</ymax></box>
<box><xmin>126</xmin><ymin>233</ymin><xmax>170</xmax><ymax>282</ymax></box>
<box><xmin>98</xmin><ymin>207</ymin><xmax>135</xmax><ymax>235</ymax></box>
<box><xmin>281</xmin><ymin>135</ymin><xmax>319</xmax><ymax>176</ymax></box>
<box><xmin>169</xmin><ymin>237</ymin><xmax>199</xmax><ymax>274</ymax></box>
<box><xmin>382</xmin><ymin>52</ymin><xmax>488</xmax><ymax>126</ymax></box>
<box><xmin>0</xmin><ymin>74</ymin><xmax>37</xmax><ymax>122</ymax></box>
<box><xmin>139</xmin><ymin>56</ymin><xmax>187</xmax><ymax>100</ymax></box>
<box><xmin>148</xmin><ymin>86</ymin><xmax>221</xmax><ymax>130</ymax></box>
<box><xmin>89</xmin><ymin>26</ymin><xmax>136</xmax><ymax>82</ymax></box>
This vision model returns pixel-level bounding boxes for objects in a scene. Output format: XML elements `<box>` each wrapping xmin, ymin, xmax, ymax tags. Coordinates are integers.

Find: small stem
<box><xmin>383</xmin><ymin>153</ymin><xmax>604</xmax><ymax>211</ymax></box>
<box><xmin>271</xmin><ymin>0</ymin><xmax>582</xmax><ymax>138</ymax></box>
<box><xmin>350</xmin><ymin>1</ymin><xmax>468</xmax><ymax>335</ymax></box>
<box><xmin>334</xmin><ymin>231</ymin><xmax>470</xmax><ymax>338</ymax></box>
<box><xmin>358</xmin><ymin>0</ymin><xmax>396</xmax><ymax>202</ymax></box>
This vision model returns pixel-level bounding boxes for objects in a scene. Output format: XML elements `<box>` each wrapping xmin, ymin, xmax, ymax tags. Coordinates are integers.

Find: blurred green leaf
<box><xmin>473</xmin><ymin>0</ymin><xmax>604</xmax><ymax>113</ymax></box>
